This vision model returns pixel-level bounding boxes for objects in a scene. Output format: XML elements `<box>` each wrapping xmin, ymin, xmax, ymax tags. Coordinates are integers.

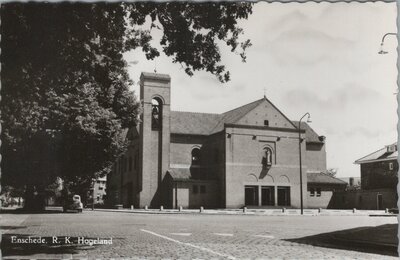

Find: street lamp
<box><xmin>378</xmin><ymin>33</ymin><xmax>397</xmax><ymax>54</ymax></box>
<box><xmin>298</xmin><ymin>112</ymin><xmax>311</xmax><ymax>215</ymax></box>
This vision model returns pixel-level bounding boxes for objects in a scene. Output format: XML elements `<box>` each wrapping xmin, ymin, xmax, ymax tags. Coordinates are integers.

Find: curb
<box><xmin>87</xmin><ymin>208</ymin><xmax>396</xmax><ymax>217</ymax></box>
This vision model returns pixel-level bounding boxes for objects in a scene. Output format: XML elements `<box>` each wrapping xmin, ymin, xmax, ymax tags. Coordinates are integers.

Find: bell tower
<box><xmin>139</xmin><ymin>72</ymin><xmax>171</xmax><ymax>208</ymax></box>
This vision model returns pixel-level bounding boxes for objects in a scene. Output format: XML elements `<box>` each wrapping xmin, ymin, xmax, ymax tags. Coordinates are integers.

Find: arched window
<box><xmin>263</xmin><ymin>147</ymin><xmax>273</xmax><ymax>167</ymax></box>
<box><xmin>151</xmin><ymin>98</ymin><xmax>162</xmax><ymax>130</ymax></box>
<box><xmin>191</xmin><ymin>148</ymin><xmax>201</xmax><ymax>166</ymax></box>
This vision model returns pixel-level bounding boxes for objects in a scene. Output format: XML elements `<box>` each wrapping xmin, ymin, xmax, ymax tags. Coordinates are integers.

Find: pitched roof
<box><xmin>211</xmin><ymin>98</ymin><xmax>266</xmax><ymax>133</ymax></box>
<box><xmin>292</xmin><ymin>121</ymin><xmax>324</xmax><ymax>143</ymax></box>
<box><xmin>170</xmin><ymin>111</ymin><xmax>222</xmax><ymax>135</ymax></box>
<box><xmin>355</xmin><ymin>143</ymin><xmax>397</xmax><ymax>164</ymax></box>
<box><xmin>307</xmin><ymin>172</ymin><xmax>347</xmax><ymax>185</ymax></box>
<box><xmin>169</xmin><ymin>97</ymin><xmax>322</xmax><ymax>142</ymax></box>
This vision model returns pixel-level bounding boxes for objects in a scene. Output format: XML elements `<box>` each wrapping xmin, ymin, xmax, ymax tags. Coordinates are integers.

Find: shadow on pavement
<box><xmin>285</xmin><ymin>224</ymin><xmax>398</xmax><ymax>257</ymax></box>
<box><xmin>0</xmin><ymin>226</ymin><xmax>27</xmax><ymax>230</ymax></box>
<box><xmin>1</xmin><ymin>234</ymin><xmax>102</xmax><ymax>256</ymax></box>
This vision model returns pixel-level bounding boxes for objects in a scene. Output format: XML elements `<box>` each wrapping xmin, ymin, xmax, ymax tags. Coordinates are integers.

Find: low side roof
<box><xmin>170</xmin><ymin>111</ymin><xmax>222</xmax><ymax>135</ymax></box>
<box><xmin>307</xmin><ymin>172</ymin><xmax>347</xmax><ymax>185</ymax></box>
<box><xmin>355</xmin><ymin>143</ymin><xmax>397</xmax><ymax>164</ymax></box>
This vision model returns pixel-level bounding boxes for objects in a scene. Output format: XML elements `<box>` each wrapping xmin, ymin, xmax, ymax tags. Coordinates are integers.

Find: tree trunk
<box><xmin>23</xmin><ymin>185</ymin><xmax>46</xmax><ymax>211</ymax></box>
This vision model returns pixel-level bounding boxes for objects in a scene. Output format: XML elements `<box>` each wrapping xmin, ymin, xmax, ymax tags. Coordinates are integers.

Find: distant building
<box><xmin>107</xmin><ymin>72</ymin><xmax>328</xmax><ymax>209</ymax></box>
<box><xmin>339</xmin><ymin>177</ymin><xmax>361</xmax><ymax>190</ymax></box>
<box><xmin>355</xmin><ymin>143</ymin><xmax>397</xmax><ymax>191</ymax></box>
<box><xmin>91</xmin><ymin>176</ymin><xmax>107</xmax><ymax>205</ymax></box>
<box><xmin>331</xmin><ymin>143</ymin><xmax>397</xmax><ymax>210</ymax></box>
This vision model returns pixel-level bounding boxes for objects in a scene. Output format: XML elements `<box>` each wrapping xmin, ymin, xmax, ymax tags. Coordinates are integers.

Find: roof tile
<box><xmin>307</xmin><ymin>172</ymin><xmax>347</xmax><ymax>185</ymax></box>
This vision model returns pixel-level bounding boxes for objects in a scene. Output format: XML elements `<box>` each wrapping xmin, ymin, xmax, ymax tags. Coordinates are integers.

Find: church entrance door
<box><xmin>261</xmin><ymin>186</ymin><xmax>274</xmax><ymax>206</ymax></box>
<box><xmin>244</xmin><ymin>186</ymin><xmax>258</xmax><ymax>206</ymax></box>
<box><xmin>277</xmin><ymin>186</ymin><xmax>290</xmax><ymax>206</ymax></box>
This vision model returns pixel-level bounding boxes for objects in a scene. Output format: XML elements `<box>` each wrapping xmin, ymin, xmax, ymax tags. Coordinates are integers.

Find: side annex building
<box><xmin>107</xmin><ymin>72</ymin><xmax>329</xmax><ymax>209</ymax></box>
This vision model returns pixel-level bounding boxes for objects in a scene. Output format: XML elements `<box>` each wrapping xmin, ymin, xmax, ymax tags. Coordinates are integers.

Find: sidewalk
<box><xmin>89</xmin><ymin>207</ymin><xmax>396</xmax><ymax>216</ymax></box>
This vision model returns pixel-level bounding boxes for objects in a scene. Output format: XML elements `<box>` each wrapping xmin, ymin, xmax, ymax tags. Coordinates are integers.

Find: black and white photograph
<box><xmin>0</xmin><ymin>1</ymin><xmax>398</xmax><ymax>259</ymax></box>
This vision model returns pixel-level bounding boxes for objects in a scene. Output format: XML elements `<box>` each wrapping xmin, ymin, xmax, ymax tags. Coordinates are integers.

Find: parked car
<box><xmin>63</xmin><ymin>194</ymin><xmax>83</xmax><ymax>213</ymax></box>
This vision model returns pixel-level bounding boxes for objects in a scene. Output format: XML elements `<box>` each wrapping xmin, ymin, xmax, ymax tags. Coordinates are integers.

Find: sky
<box><xmin>124</xmin><ymin>2</ymin><xmax>397</xmax><ymax>178</ymax></box>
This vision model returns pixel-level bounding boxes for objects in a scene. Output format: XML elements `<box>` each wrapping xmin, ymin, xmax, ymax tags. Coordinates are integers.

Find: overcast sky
<box><xmin>124</xmin><ymin>2</ymin><xmax>397</xmax><ymax>178</ymax></box>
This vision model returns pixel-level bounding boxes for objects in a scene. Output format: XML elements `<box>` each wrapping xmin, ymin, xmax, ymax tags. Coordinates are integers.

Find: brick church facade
<box><xmin>107</xmin><ymin>72</ymin><xmax>328</xmax><ymax>209</ymax></box>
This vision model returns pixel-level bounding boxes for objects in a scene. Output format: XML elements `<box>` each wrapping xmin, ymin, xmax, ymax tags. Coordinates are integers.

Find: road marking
<box><xmin>253</xmin><ymin>234</ymin><xmax>275</xmax><ymax>239</ymax></box>
<box><xmin>170</xmin><ymin>233</ymin><xmax>192</xmax><ymax>236</ymax></box>
<box><xmin>141</xmin><ymin>229</ymin><xmax>236</xmax><ymax>260</ymax></box>
<box><xmin>213</xmin><ymin>233</ymin><xmax>234</xmax><ymax>237</ymax></box>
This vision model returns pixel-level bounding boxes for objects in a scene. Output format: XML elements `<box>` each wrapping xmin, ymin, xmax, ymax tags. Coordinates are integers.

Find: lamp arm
<box><xmin>381</xmin><ymin>33</ymin><xmax>397</xmax><ymax>45</ymax></box>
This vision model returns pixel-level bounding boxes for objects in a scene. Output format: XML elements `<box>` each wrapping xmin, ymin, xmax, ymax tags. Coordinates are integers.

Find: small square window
<box><xmin>264</xmin><ymin>120</ymin><xmax>269</xmax><ymax>126</ymax></box>
<box><xmin>389</xmin><ymin>162</ymin><xmax>394</xmax><ymax>170</ymax></box>
<box><xmin>99</xmin><ymin>186</ymin><xmax>104</xmax><ymax>190</ymax></box>
<box><xmin>193</xmin><ymin>185</ymin><xmax>198</xmax><ymax>194</ymax></box>
<box><xmin>310</xmin><ymin>188</ymin><xmax>315</xmax><ymax>197</ymax></box>
<box><xmin>316</xmin><ymin>188</ymin><xmax>321</xmax><ymax>197</ymax></box>
<box><xmin>200</xmin><ymin>185</ymin><xmax>206</xmax><ymax>194</ymax></box>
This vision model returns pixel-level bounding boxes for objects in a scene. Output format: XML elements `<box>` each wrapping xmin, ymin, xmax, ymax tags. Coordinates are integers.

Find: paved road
<box><xmin>1</xmin><ymin>210</ymin><xmax>397</xmax><ymax>259</ymax></box>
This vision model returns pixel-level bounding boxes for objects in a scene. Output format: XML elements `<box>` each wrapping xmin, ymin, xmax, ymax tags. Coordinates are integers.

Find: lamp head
<box><xmin>379</xmin><ymin>43</ymin><xmax>388</xmax><ymax>55</ymax></box>
<box><xmin>306</xmin><ymin>114</ymin><xmax>312</xmax><ymax>123</ymax></box>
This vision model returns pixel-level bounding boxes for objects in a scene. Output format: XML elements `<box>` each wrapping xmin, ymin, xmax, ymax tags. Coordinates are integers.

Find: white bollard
<box><xmin>352</xmin><ymin>208</ymin><xmax>357</xmax><ymax>213</ymax></box>
<box><xmin>243</xmin><ymin>207</ymin><xmax>247</xmax><ymax>213</ymax></box>
<box><xmin>318</xmin><ymin>208</ymin><xmax>322</xmax><ymax>213</ymax></box>
<box><xmin>385</xmin><ymin>208</ymin><xmax>389</xmax><ymax>213</ymax></box>
<box><xmin>160</xmin><ymin>205</ymin><xmax>164</xmax><ymax>211</ymax></box>
<box><xmin>131</xmin><ymin>205</ymin><xmax>134</xmax><ymax>210</ymax></box>
<box><xmin>200</xmin><ymin>206</ymin><xmax>204</xmax><ymax>213</ymax></box>
<box><xmin>179</xmin><ymin>206</ymin><xmax>183</xmax><ymax>212</ymax></box>
<box><xmin>144</xmin><ymin>205</ymin><xmax>148</xmax><ymax>210</ymax></box>
<box><xmin>282</xmin><ymin>208</ymin><xmax>286</xmax><ymax>213</ymax></box>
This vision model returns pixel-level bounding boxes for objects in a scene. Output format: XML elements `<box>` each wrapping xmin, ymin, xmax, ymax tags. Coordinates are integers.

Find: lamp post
<box><xmin>379</xmin><ymin>33</ymin><xmax>397</xmax><ymax>54</ymax></box>
<box><xmin>298</xmin><ymin>113</ymin><xmax>311</xmax><ymax>215</ymax></box>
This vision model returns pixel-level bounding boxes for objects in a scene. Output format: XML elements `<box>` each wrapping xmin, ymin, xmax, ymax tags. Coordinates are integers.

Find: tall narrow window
<box><xmin>151</xmin><ymin>98</ymin><xmax>162</xmax><ymax>130</ymax></box>
<box><xmin>191</xmin><ymin>148</ymin><xmax>201</xmax><ymax>166</ymax></box>
<box><xmin>389</xmin><ymin>162</ymin><xmax>394</xmax><ymax>170</ymax></box>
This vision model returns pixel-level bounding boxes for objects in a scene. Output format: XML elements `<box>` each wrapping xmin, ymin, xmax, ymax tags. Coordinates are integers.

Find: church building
<box><xmin>106</xmin><ymin>72</ymin><xmax>327</xmax><ymax>209</ymax></box>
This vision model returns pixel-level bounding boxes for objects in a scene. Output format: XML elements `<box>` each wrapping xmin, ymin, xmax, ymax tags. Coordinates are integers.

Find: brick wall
<box><xmin>330</xmin><ymin>189</ymin><xmax>397</xmax><ymax>210</ymax></box>
<box><xmin>171</xmin><ymin>181</ymin><xmax>219</xmax><ymax>209</ymax></box>
<box><xmin>360</xmin><ymin>160</ymin><xmax>397</xmax><ymax>190</ymax></box>
<box><xmin>236</xmin><ymin>100</ymin><xmax>296</xmax><ymax>129</ymax></box>
<box><xmin>224</xmin><ymin>126</ymin><xmax>307</xmax><ymax>208</ymax></box>
<box><xmin>306</xmin><ymin>184</ymin><xmax>345</xmax><ymax>209</ymax></box>
<box><xmin>305</xmin><ymin>143</ymin><xmax>326</xmax><ymax>172</ymax></box>
<box><xmin>139</xmin><ymin>73</ymin><xmax>171</xmax><ymax>208</ymax></box>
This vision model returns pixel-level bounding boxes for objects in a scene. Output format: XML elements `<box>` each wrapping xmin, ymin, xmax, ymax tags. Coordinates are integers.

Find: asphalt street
<box><xmin>1</xmin><ymin>209</ymin><xmax>398</xmax><ymax>259</ymax></box>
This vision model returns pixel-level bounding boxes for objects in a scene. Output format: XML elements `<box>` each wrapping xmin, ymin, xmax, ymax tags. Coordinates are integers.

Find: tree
<box><xmin>1</xmin><ymin>2</ymin><xmax>253</xmax><ymax>210</ymax></box>
<box><xmin>326</xmin><ymin>168</ymin><xmax>338</xmax><ymax>177</ymax></box>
